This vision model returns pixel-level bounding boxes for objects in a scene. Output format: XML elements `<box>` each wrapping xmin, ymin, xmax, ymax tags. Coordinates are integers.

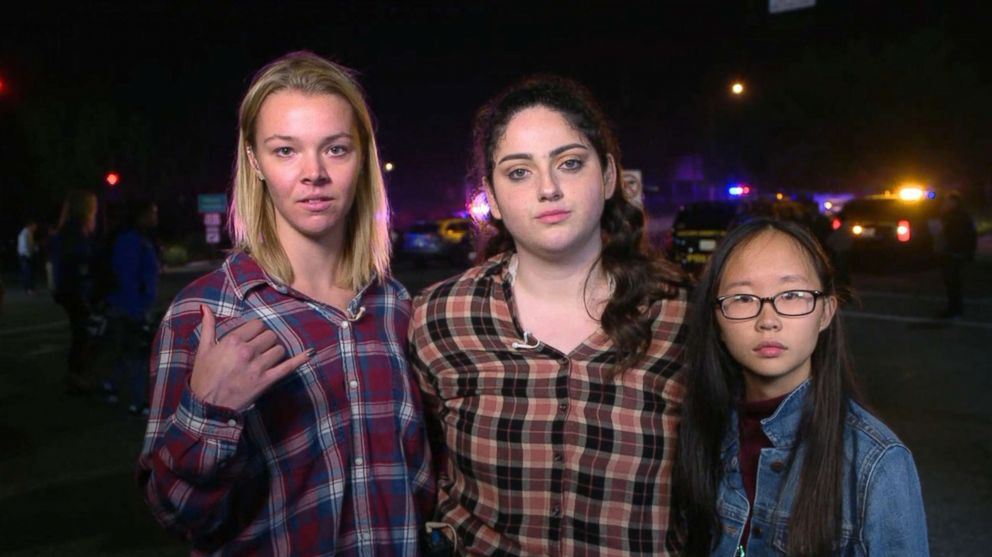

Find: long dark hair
<box><xmin>470</xmin><ymin>75</ymin><xmax>684</xmax><ymax>370</ymax></box>
<box><xmin>672</xmin><ymin>218</ymin><xmax>862</xmax><ymax>556</ymax></box>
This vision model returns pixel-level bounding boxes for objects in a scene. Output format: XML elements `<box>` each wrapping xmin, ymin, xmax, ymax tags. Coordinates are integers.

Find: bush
<box><xmin>161</xmin><ymin>244</ymin><xmax>190</xmax><ymax>267</ymax></box>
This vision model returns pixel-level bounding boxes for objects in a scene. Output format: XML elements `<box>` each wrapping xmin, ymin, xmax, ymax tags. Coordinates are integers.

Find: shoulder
<box><xmin>646</xmin><ymin>285</ymin><xmax>691</xmax><ymax>332</ymax></box>
<box><xmin>845</xmin><ymin>400</ymin><xmax>907</xmax><ymax>449</ymax></box>
<box><xmin>161</xmin><ymin>256</ymin><xmax>241</xmax><ymax>337</ymax></box>
<box><xmin>412</xmin><ymin>258</ymin><xmax>503</xmax><ymax>314</ymax></box>
<box><xmin>844</xmin><ymin>400</ymin><xmax>917</xmax><ymax>477</ymax></box>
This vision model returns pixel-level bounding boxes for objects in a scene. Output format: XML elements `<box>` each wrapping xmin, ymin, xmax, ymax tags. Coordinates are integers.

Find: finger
<box><xmin>254</xmin><ymin>342</ymin><xmax>287</xmax><ymax>372</ymax></box>
<box><xmin>223</xmin><ymin>319</ymin><xmax>268</xmax><ymax>343</ymax></box>
<box><xmin>247</xmin><ymin>329</ymin><xmax>280</xmax><ymax>355</ymax></box>
<box><xmin>261</xmin><ymin>349</ymin><xmax>315</xmax><ymax>386</ymax></box>
<box><xmin>198</xmin><ymin>304</ymin><xmax>216</xmax><ymax>349</ymax></box>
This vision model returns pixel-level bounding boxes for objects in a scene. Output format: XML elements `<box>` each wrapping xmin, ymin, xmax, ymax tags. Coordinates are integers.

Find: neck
<box><xmin>279</xmin><ymin>230</ymin><xmax>349</xmax><ymax>294</ymax></box>
<box><xmin>513</xmin><ymin>243</ymin><xmax>608</xmax><ymax>307</ymax></box>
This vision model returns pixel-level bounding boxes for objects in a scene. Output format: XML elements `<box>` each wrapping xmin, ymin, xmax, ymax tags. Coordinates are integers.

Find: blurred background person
<box><xmin>50</xmin><ymin>189</ymin><xmax>100</xmax><ymax>394</ymax></box>
<box><xmin>17</xmin><ymin>219</ymin><xmax>39</xmax><ymax>295</ymax></box>
<box><xmin>101</xmin><ymin>200</ymin><xmax>160</xmax><ymax>417</ymax></box>
<box><xmin>936</xmin><ymin>190</ymin><xmax>977</xmax><ymax>318</ymax></box>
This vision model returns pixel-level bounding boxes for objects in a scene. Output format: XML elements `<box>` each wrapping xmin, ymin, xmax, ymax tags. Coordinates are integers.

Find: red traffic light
<box><xmin>106</xmin><ymin>172</ymin><xmax>120</xmax><ymax>186</ymax></box>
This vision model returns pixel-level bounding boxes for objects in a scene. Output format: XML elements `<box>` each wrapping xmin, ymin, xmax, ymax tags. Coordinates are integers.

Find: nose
<box><xmin>755</xmin><ymin>300</ymin><xmax>781</xmax><ymax>331</ymax></box>
<box><xmin>537</xmin><ymin>169</ymin><xmax>563</xmax><ymax>202</ymax></box>
<box><xmin>301</xmin><ymin>151</ymin><xmax>330</xmax><ymax>186</ymax></box>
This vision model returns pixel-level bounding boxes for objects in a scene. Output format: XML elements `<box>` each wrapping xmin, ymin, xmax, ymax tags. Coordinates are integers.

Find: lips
<box><xmin>753</xmin><ymin>341</ymin><xmax>786</xmax><ymax>357</ymax></box>
<box><xmin>300</xmin><ymin>196</ymin><xmax>333</xmax><ymax>211</ymax></box>
<box><xmin>536</xmin><ymin>209</ymin><xmax>570</xmax><ymax>224</ymax></box>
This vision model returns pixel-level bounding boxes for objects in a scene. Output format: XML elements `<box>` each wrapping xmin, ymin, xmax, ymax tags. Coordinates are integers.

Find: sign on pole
<box><xmin>197</xmin><ymin>193</ymin><xmax>228</xmax><ymax>214</ymax></box>
<box><xmin>769</xmin><ymin>0</ymin><xmax>815</xmax><ymax>14</ymax></box>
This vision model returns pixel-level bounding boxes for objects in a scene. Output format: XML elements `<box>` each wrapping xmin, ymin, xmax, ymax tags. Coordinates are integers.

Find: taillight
<box><xmin>831</xmin><ymin>218</ymin><xmax>841</xmax><ymax>230</ymax></box>
<box><xmin>896</xmin><ymin>220</ymin><xmax>911</xmax><ymax>242</ymax></box>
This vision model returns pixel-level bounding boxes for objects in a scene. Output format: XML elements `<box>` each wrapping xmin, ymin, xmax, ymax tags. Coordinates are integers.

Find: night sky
<box><xmin>1</xmin><ymin>1</ymin><xmax>990</xmax><ymax>238</ymax></box>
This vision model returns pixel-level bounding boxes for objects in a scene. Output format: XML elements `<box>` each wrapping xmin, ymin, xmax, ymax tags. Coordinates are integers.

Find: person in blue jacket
<box><xmin>103</xmin><ymin>200</ymin><xmax>160</xmax><ymax>416</ymax></box>
<box><xmin>672</xmin><ymin>218</ymin><xmax>929</xmax><ymax>556</ymax></box>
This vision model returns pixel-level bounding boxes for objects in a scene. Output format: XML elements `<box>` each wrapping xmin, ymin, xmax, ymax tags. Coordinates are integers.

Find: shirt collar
<box><xmin>723</xmin><ymin>378</ymin><xmax>812</xmax><ymax>453</ymax></box>
<box><xmin>758</xmin><ymin>378</ymin><xmax>812</xmax><ymax>448</ymax></box>
<box><xmin>224</xmin><ymin>251</ymin><xmax>378</xmax><ymax>312</ymax></box>
<box><xmin>224</xmin><ymin>252</ymin><xmax>274</xmax><ymax>300</ymax></box>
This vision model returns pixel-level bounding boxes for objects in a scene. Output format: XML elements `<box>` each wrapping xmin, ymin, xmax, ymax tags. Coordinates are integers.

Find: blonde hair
<box><xmin>228</xmin><ymin>51</ymin><xmax>391</xmax><ymax>288</ymax></box>
<box><xmin>58</xmin><ymin>190</ymin><xmax>98</xmax><ymax>231</ymax></box>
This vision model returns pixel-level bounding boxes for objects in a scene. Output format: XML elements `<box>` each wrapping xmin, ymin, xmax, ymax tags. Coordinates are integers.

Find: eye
<box><xmin>559</xmin><ymin>158</ymin><xmax>584</xmax><ymax>171</ymax></box>
<box><xmin>729</xmin><ymin>294</ymin><xmax>758</xmax><ymax>305</ymax></box>
<box><xmin>779</xmin><ymin>290</ymin><xmax>805</xmax><ymax>301</ymax></box>
<box><xmin>507</xmin><ymin>168</ymin><xmax>530</xmax><ymax>181</ymax></box>
<box><xmin>327</xmin><ymin>144</ymin><xmax>351</xmax><ymax>156</ymax></box>
<box><xmin>273</xmin><ymin>147</ymin><xmax>294</xmax><ymax>157</ymax></box>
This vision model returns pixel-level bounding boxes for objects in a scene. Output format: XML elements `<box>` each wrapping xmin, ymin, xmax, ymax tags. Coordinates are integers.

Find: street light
<box><xmin>730</xmin><ymin>81</ymin><xmax>745</xmax><ymax>96</ymax></box>
<box><xmin>106</xmin><ymin>171</ymin><xmax>120</xmax><ymax>187</ymax></box>
<box><xmin>384</xmin><ymin>162</ymin><xmax>395</xmax><ymax>172</ymax></box>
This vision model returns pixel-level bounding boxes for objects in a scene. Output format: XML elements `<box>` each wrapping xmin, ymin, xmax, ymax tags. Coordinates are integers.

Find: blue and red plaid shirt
<box><xmin>138</xmin><ymin>252</ymin><xmax>434</xmax><ymax>556</ymax></box>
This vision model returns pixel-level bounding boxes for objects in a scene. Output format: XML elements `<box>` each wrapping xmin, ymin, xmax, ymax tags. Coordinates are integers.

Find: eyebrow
<box><xmin>721</xmin><ymin>275</ymin><xmax>810</xmax><ymax>290</ymax></box>
<box><xmin>262</xmin><ymin>132</ymin><xmax>353</xmax><ymax>144</ymax></box>
<box><xmin>496</xmin><ymin>143</ymin><xmax>589</xmax><ymax>165</ymax></box>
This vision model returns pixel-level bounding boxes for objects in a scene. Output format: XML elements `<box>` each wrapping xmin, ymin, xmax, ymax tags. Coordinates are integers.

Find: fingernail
<box><xmin>307</xmin><ymin>348</ymin><xmax>317</xmax><ymax>359</ymax></box>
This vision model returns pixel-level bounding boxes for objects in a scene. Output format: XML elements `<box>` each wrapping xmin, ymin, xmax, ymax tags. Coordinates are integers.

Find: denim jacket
<box><xmin>713</xmin><ymin>380</ymin><xmax>929</xmax><ymax>556</ymax></box>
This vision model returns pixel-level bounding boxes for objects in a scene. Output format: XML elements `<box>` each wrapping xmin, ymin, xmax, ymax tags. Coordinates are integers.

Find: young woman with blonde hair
<box><xmin>138</xmin><ymin>51</ymin><xmax>433</xmax><ymax>555</ymax></box>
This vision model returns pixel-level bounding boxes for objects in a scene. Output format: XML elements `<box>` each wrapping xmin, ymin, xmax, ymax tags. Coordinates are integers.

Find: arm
<box><xmin>860</xmin><ymin>445</ymin><xmax>930</xmax><ymax>556</ymax></box>
<box><xmin>137</xmin><ymin>298</ymin><xmax>312</xmax><ymax>547</ymax></box>
<box><xmin>136</xmin><ymin>313</ymin><xmax>252</xmax><ymax>545</ymax></box>
<box><xmin>408</xmin><ymin>300</ymin><xmax>449</xmax><ymax>486</ymax></box>
<box><xmin>393</xmin><ymin>297</ymin><xmax>437</xmax><ymax>523</ymax></box>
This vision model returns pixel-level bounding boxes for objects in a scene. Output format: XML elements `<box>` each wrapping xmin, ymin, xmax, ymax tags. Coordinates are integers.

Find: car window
<box><xmin>674</xmin><ymin>202</ymin><xmax>738</xmax><ymax>229</ymax></box>
<box><xmin>409</xmin><ymin>223</ymin><xmax>438</xmax><ymax>233</ymax></box>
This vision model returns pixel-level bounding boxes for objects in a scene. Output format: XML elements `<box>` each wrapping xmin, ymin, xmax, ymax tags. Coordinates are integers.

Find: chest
<box><xmin>513</xmin><ymin>290</ymin><xmax>603</xmax><ymax>355</ymax></box>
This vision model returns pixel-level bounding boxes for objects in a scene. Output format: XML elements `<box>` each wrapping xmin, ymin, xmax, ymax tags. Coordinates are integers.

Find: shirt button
<box><xmin>550</xmin><ymin>506</ymin><xmax>561</xmax><ymax>517</ymax></box>
<box><xmin>752</xmin><ymin>526</ymin><xmax>763</xmax><ymax>538</ymax></box>
<box><xmin>557</xmin><ymin>357</ymin><xmax>569</xmax><ymax>365</ymax></box>
<box><xmin>553</xmin><ymin>453</ymin><xmax>563</xmax><ymax>463</ymax></box>
<box><xmin>349</xmin><ymin>380</ymin><xmax>359</xmax><ymax>389</ymax></box>
<box><xmin>341</xmin><ymin>321</ymin><xmax>350</xmax><ymax>329</ymax></box>
<box><xmin>226</xmin><ymin>419</ymin><xmax>237</xmax><ymax>427</ymax></box>
<box><xmin>558</xmin><ymin>402</ymin><xmax>568</xmax><ymax>414</ymax></box>
<box><xmin>354</xmin><ymin>457</ymin><xmax>364</xmax><ymax>465</ymax></box>
<box><xmin>770</xmin><ymin>460</ymin><xmax>785</xmax><ymax>473</ymax></box>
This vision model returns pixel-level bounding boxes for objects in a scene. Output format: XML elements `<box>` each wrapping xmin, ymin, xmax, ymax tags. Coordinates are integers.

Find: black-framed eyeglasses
<box><xmin>715</xmin><ymin>289</ymin><xmax>824</xmax><ymax>320</ymax></box>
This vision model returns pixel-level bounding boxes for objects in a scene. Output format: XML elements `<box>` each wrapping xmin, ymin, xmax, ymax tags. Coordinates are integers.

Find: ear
<box><xmin>484</xmin><ymin>178</ymin><xmax>502</xmax><ymax>221</ymax></box>
<box><xmin>245</xmin><ymin>144</ymin><xmax>262</xmax><ymax>176</ymax></box>
<box><xmin>603</xmin><ymin>154</ymin><xmax>617</xmax><ymax>199</ymax></box>
<box><xmin>818</xmin><ymin>295</ymin><xmax>838</xmax><ymax>332</ymax></box>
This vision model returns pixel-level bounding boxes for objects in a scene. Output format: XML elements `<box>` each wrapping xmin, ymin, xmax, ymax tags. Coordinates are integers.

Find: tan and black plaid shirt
<box><xmin>410</xmin><ymin>254</ymin><xmax>687</xmax><ymax>556</ymax></box>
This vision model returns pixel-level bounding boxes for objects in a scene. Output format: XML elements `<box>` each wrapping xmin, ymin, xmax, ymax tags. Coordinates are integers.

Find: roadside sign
<box><xmin>205</xmin><ymin>226</ymin><xmax>222</xmax><ymax>245</ymax></box>
<box><xmin>203</xmin><ymin>213</ymin><xmax>222</xmax><ymax>226</ymax></box>
<box><xmin>769</xmin><ymin>0</ymin><xmax>815</xmax><ymax>13</ymax></box>
<box><xmin>198</xmin><ymin>193</ymin><xmax>228</xmax><ymax>214</ymax></box>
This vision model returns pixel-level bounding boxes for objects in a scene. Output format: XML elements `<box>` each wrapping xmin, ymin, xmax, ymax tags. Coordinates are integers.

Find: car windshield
<box><xmin>408</xmin><ymin>223</ymin><xmax>439</xmax><ymax>233</ymax></box>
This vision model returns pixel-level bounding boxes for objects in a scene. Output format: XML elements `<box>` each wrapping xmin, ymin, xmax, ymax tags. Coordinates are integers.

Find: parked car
<box><xmin>668</xmin><ymin>198</ymin><xmax>825</xmax><ymax>274</ymax></box>
<box><xmin>835</xmin><ymin>194</ymin><xmax>941</xmax><ymax>269</ymax></box>
<box><xmin>398</xmin><ymin>217</ymin><xmax>475</xmax><ymax>267</ymax></box>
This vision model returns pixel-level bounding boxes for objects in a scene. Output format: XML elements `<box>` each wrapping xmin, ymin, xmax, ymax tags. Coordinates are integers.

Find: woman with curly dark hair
<box><xmin>410</xmin><ymin>75</ymin><xmax>688</xmax><ymax>556</ymax></box>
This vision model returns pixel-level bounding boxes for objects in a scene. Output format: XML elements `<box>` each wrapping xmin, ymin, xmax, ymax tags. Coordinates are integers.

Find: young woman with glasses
<box><xmin>672</xmin><ymin>218</ymin><xmax>928</xmax><ymax>556</ymax></box>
